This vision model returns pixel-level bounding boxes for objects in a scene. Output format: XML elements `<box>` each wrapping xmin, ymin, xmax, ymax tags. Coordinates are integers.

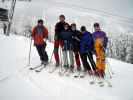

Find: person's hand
<box><xmin>33</xmin><ymin>43</ymin><xmax>36</xmax><ymax>46</ymax></box>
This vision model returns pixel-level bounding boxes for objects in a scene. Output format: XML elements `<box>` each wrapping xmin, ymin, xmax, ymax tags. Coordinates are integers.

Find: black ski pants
<box><xmin>80</xmin><ymin>51</ymin><xmax>96</xmax><ymax>71</ymax></box>
<box><xmin>35</xmin><ymin>43</ymin><xmax>48</xmax><ymax>62</ymax></box>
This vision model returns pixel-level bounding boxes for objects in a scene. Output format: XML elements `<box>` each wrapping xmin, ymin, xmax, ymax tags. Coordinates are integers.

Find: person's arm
<box><xmin>103</xmin><ymin>32</ymin><xmax>108</xmax><ymax>48</ymax></box>
<box><xmin>72</xmin><ymin>31</ymin><xmax>81</xmax><ymax>42</ymax></box>
<box><xmin>54</xmin><ymin>23</ymin><xmax>59</xmax><ymax>40</ymax></box>
<box><xmin>55</xmin><ymin>23</ymin><xmax>59</xmax><ymax>34</ymax></box>
<box><xmin>31</xmin><ymin>27</ymin><xmax>36</xmax><ymax>38</ymax></box>
<box><xmin>43</xmin><ymin>27</ymin><xmax>48</xmax><ymax>39</ymax></box>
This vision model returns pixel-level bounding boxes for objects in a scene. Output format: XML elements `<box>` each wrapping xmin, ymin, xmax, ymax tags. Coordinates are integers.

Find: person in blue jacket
<box><xmin>80</xmin><ymin>26</ymin><xmax>97</xmax><ymax>75</ymax></box>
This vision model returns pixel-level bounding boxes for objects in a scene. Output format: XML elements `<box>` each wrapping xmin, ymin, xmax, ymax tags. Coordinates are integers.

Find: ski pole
<box><xmin>106</xmin><ymin>54</ymin><xmax>114</xmax><ymax>75</ymax></box>
<box><xmin>59</xmin><ymin>46</ymin><xmax>63</xmax><ymax>71</ymax></box>
<box><xmin>49</xmin><ymin>50</ymin><xmax>54</xmax><ymax>63</ymax></box>
<box><xmin>105</xmin><ymin>58</ymin><xmax>113</xmax><ymax>79</ymax></box>
<box><xmin>105</xmin><ymin>47</ymin><xmax>114</xmax><ymax>74</ymax></box>
<box><xmin>28</xmin><ymin>37</ymin><xmax>32</xmax><ymax>66</ymax></box>
<box><xmin>87</xmin><ymin>52</ymin><xmax>97</xmax><ymax>84</ymax></box>
<box><xmin>104</xmin><ymin>47</ymin><xmax>113</xmax><ymax>79</ymax></box>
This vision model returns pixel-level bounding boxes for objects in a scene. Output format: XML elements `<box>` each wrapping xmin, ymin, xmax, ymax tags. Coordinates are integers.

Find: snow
<box><xmin>0</xmin><ymin>0</ymin><xmax>133</xmax><ymax>99</ymax></box>
<box><xmin>0</xmin><ymin>34</ymin><xmax>133</xmax><ymax>100</ymax></box>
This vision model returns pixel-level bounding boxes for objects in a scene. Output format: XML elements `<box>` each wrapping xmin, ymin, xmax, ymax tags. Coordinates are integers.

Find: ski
<box><xmin>95</xmin><ymin>78</ymin><xmax>112</xmax><ymax>87</ymax></box>
<box><xmin>49</xmin><ymin>67</ymin><xmax>58</xmax><ymax>73</ymax></box>
<box><xmin>35</xmin><ymin>64</ymin><xmax>47</xmax><ymax>73</ymax></box>
<box><xmin>65</xmin><ymin>70</ymin><xmax>72</xmax><ymax>76</ymax></box>
<box><xmin>89</xmin><ymin>76</ymin><xmax>96</xmax><ymax>85</ymax></box>
<box><xmin>29</xmin><ymin>64</ymin><xmax>43</xmax><ymax>70</ymax></box>
<box><xmin>80</xmin><ymin>74</ymin><xmax>85</xmax><ymax>78</ymax></box>
<box><xmin>74</xmin><ymin>72</ymin><xmax>86</xmax><ymax>78</ymax></box>
<box><xmin>97</xmin><ymin>81</ymin><xmax>105</xmax><ymax>87</ymax></box>
<box><xmin>89</xmin><ymin>80</ymin><xmax>95</xmax><ymax>85</ymax></box>
<box><xmin>74</xmin><ymin>71</ymin><xmax>80</xmax><ymax>78</ymax></box>
<box><xmin>104</xmin><ymin>80</ymin><xmax>112</xmax><ymax>87</ymax></box>
<box><xmin>79</xmin><ymin>71</ymin><xmax>87</xmax><ymax>78</ymax></box>
<box><xmin>58</xmin><ymin>69</ymin><xmax>68</xmax><ymax>76</ymax></box>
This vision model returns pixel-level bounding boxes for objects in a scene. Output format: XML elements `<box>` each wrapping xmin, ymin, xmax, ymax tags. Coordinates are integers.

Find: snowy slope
<box><xmin>0</xmin><ymin>34</ymin><xmax>133</xmax><ymax>100</ymax></box>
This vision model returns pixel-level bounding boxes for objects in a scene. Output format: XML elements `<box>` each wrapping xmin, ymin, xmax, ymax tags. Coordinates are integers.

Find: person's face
<box><xmin>59</xmin><ymin>17</ymin><xmax>65</xmax><ymax>22</ymax></box>
<box><xmin>71</xmin><ymin>25</ymin><xmax>76</xmax><ymax>31</ymax></box>
<box><xmin>38</xmin><ymin>22</ymin><xmax>43</xmax><ymax>26</ymax></box>
<box><xmin>94</xmin><ymin>26</ymin><xmax>100</xmax><ymax>31</ymax></box>
<box><xmin>64</xmin><ymin>25</ymin><xmax>69</xmax><ymax>30</ymax></box>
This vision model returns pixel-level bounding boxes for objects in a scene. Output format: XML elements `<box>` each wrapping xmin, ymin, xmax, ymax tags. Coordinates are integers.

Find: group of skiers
<box><xmin>31</xmin><ymin>14</ymin><xmax>108</xmax><ymax>78</ymax></box>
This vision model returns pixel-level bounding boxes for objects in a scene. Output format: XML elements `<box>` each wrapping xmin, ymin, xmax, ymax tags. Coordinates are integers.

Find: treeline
<box><xmin>107</xmin><ymin>33</ymin><xmax>133</xmax><ymax>64</ymax></box>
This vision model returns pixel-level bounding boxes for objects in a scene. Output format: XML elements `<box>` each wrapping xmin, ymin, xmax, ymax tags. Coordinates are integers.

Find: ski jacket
<box><xmin>32</xmin><ymin>25</ymin><xmax>48</xmax><ymax>45</ymax></box>
<box><xmin>92</xmin><ymin>31</ymin><xmax>108</xmax><ymax>49</ymax></box>
<box><xmin>54</xmin><ymin>21</ymin><xmax>66</xmax><ymax>40</ymax></box>
<box><xmin>80</xmin><ymin>31</ymin><xmax>94</xmax><ymax>54</ymax></box>
<box><xmin>60</xmin><ymin>30</ymin><xmax>73</xmax><ymax>50</ymax></box>
<box><xmin>71</xmin><ymin>30</ymin><xmax>82</xmax><ymax>51</ymax></box>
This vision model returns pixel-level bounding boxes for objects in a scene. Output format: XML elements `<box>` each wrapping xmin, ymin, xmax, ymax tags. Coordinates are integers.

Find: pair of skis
<box><xmin>74</xmin><ymin>71</ymin><xmax>87</xmax><ymax>78</ymax></box>
<box><xmin>29</xmin><ymin>64</ymin><xmax>47</xmax><ymax>73</ymax></box>
<box><xmin>48</xmin><ymin>66</ymin><xmax>58</xmax><ymax>73</ymax></box>
<box><xmin>89</xmin><ymin>76</ymin><xmax>112</xmax><ymax>87</ymax></box>
<box><xmin>73</xmin><ymin>70</ymin><xmax>112</xmax><ymax>87</ymax></box>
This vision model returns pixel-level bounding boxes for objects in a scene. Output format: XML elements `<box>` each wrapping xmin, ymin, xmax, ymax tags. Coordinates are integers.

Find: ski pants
<box><xmin>94</xmin><ymin>39</ymin><xmax>106</xmax><ymax>72</ymax></box>
<box><xmin>62</xmin><ymin>50</ymin><xmax>74</xmax><ymax>68</ymax></box>
<box><xmin>35</xmin><ymin>43</ymin><xmax>48</xmax><ymax>62</ymax></box>
<box><xmin>80</xmin><ymin>52</ymin><xmax>96</xmax><ymax>71</ymax></box>
<box><xmin>73</xmin><ymin>50</ymin><xmax>81</xmax><ymax>69</ymax></box>
<box><xmin>54</xmin><ymin>40</ymin><xmax>63</xmax><ymax>64</ymax></box>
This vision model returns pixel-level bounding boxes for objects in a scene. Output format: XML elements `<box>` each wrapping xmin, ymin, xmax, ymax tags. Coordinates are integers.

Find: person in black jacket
<box><xmin>60</xmin><ymin>23</ymin><xmax>74</xmax><ymax>71</ymax></box>
<box><xmin>71</xmin><ymin>23</ymin><xmax>82</xmax><ymax>71</ymax></box>
<box><xmin>54</xmin><ymin>15</ymin><xmax>66</xmax><ymax>67</ymax></box>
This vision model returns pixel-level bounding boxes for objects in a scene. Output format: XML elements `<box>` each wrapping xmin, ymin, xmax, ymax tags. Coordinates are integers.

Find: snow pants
<box><xmin>54</xmin><ymin>40</ymin><xmax>63</xmax><ymax>64</ymax></box>
<box><xmin>94</xmin><ymin>39</ymin><xmax>106</xmax><ymax>73</ymax></box>
<box><xmin>80</xmin><ymin>52</ymin><xmax>96</xmax><ymax>71</ymax></box>
<box><xmin>73</xmin><ymin>50</ymin><xmax>81</xmax><ymax>70</ymax></box>
<box><xmin>35</xmin><ymin>42</ymin><xmax>48</xmax><ymax>62</ymax></box>
<box><xmin>62</xmin><ymin>50</ymin><xmax>74</xmax><ymax>68</ymax></box>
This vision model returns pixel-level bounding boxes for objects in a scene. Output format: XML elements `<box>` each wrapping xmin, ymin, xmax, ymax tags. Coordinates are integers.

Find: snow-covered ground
<box><xmin>0</xmin><ymin>34</ymin><xmax>133</xmax><ymax>100</ymax></box>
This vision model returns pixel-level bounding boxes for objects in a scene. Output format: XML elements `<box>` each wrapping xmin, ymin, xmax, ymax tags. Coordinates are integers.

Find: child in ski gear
<box><xmin>54</xmin><ymin>15</ymin><xmax>66</xmax><ymax>67</ymax></box>
<box><xmin>80</xmin><ymin>26</ymin><xmax>97</xmax><ymax>75</ymax></box>
<box><xmin>92</xmin><ymin>23</ymin><xmax>108</xmax><ymax>78</ymax></box>
<box><xmin>71</xmin><ymin>23</ymin><xmax>82</xmax><ymax>71</ymax></box>
<box><xmin>32</xmin><ymin>19</ymin><xmax>49</xmax><ymax>64</ymax></box>
<box><xmin>60</xmin><ymin>23</ymin><xmax>74</xmax><ymax>71</ymax></box>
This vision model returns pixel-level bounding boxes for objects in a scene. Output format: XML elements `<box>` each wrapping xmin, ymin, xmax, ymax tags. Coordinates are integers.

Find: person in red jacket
<box><xmin>32</xmin><ymin>19</ymin><xmax>49</xmax><ymax>65</ymax></box>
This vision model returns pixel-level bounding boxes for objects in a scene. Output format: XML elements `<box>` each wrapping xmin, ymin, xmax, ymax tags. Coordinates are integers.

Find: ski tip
<box><xmin>35</xmin><ymin>70</ymin><xmax>40</xmax><ymax>73</ymax></box>
<box><xmin>74</xmin><ymin>76</ymin><xmax>79</xmax><ymax>78</ymax></box>
<box><xmin>80</xmin><ymin>76</ymin><xmax>85</xmax><ymax>78</ymax></box>
<box><xmin>90</xmin><ymin>81</ymin><xmax>95</xmax><ymax>85</ymax></box>
<box><xmin>99</xmin><ymin>84</ymin><xmax>104</xmax><ymax>87</ymax></box>
<box><xmin>108</xmin><ymin>84</ymin><xmax>112</xmax><ymax>87</ymax></box>
<box><xmin>98</xmin><ymin>81</ymin><xmax>103</xmax><ymax>84</ymax></box>
<box><xmin>29</xmin><ymin>68</ymin><xmax>34</xmax><ymax>70</ymax></box>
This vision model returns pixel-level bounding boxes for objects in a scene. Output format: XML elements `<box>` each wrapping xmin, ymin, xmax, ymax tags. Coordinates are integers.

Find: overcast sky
<box><xmin>48</xmin><ymin>0</ymin><xmax>133</xmax><ymax>19</ymax></box>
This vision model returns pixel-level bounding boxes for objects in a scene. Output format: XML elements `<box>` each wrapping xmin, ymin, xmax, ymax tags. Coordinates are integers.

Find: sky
<box><xmin>0</xmin><ymin>0</ymin><xmax>133</xmax><ymax>33</ymax></box>
<box><xmin>36</xmin><ymin>0</ymin><xmax>133</xmax><ymax>19</ymax></box>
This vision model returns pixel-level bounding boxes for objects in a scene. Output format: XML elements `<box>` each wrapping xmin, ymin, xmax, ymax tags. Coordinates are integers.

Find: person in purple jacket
<box><xmin>92</xmin><ymin>23</ymin><xmax>108</xmax><ymax>78</ymax></box>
